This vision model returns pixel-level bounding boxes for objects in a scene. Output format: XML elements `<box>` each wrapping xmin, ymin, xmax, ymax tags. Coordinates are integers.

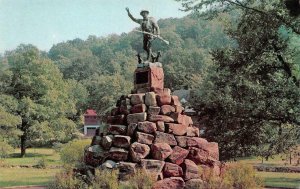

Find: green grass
<box><xmin>257</xmin><ymin>172</ymin><xmax>300</xmax><ymax>189</ymax></box>
<box><xmin>238</xmin><ymin>154</ymin><xmax>297</xmax><ymax>167</ymax></box>
<box><xmin>0</xmin><ymin>167</ymin><xmax>60</xmax><ymax>187</ymax></box>
<box><xmin>2</xmin><ymin>148</ymin><xmax>61</xmax><ymax>167</ymax></box>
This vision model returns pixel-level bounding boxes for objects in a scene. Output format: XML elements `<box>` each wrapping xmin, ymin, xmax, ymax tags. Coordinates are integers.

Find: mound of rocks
<box><xmin>83</xmin><ymin>62</ymin><xmax>221</xmax><ymax>189</ymax></box>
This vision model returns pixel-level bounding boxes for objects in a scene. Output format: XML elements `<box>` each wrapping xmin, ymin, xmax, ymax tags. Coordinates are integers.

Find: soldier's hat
<box><xmin>140</xmin><ymin>10</ymin><xmax>149</xmax><ymax>15</ymax></box>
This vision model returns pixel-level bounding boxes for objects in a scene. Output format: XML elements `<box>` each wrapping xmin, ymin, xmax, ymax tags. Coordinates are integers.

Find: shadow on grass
<box><xmin>265</xmin><ymin>177</ymin><xmax>300</xmax><ymax>188</ymax></box>
<box><xmin>10</xmin><ymin>153</ymin><xmax>52</xmax><ymax>158</ymax></box>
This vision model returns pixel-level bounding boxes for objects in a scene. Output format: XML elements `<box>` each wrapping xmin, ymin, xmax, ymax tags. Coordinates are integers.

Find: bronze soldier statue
<box><xmin>126</xmin><ymin>8</ymin><xmax>160</xmax><ymax>61</ymax></box>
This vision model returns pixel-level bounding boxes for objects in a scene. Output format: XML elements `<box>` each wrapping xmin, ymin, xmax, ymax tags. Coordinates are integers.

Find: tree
<box><xmin>2</xmin><ymin>44</ymin><xmax>80</xmax><ymax>157</ymax></box>
<box><xmin>179</xmin><ymin>0</ymin><xmax>300</xmax><ymax>160</ymax></box>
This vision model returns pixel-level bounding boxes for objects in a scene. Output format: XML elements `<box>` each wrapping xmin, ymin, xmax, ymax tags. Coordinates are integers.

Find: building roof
<box><xmin>84</xmin><ymin>109</ymin><xmax>97</xmax><ymax>116</ymax></box>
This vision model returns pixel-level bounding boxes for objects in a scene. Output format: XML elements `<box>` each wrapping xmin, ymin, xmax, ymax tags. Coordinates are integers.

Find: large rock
<box><xmin>170</xmin><ymin>112</ymin><xmax>184</xmax><ymax>124</ymax></box>
<box><xmin>127</xmin><ymin>112</ymin><xmax>147</xmax><ymax>124</ymax></box>
<box><xmin>109</xmin><ymin>147</ymin><xmax>128</xmax><ymax>161</ymax></box>
<box><xmin>119</xmin><ymin>105</ymin><xmax>131</xmax><ymax>115</ymax></box>
<box><xmin>137</xmin><ymin>121</ymin><xmax>157</xmax><ymax>134</ymax></box>
<box><xmin>130</xmin><ymin>142</ymin><xmax>150</xmax><ymax>162</ymax></box>
<box><xmin>131</xmin><ymin>104</ymin><xmax>147</xmax><ymax>113</ymax></box>
<box><xmin>161</xmin><ymin>105</ymin><xmax>175</xmax><ymax>115</ymax></box>
<box><xmin>174</xmin><ymin>105</ymin><xmax>184</xmax><ymax>113</ymax></box>
<box><xmin>181</xmin><ymin>159</ymin><xmax>199</xmax><ymax>181</ymax></box>
<box><xmin>136</xmin><ymin>132</ymin><xmax>154</xmax><ymax>145</ymax></box>
<box><xmin>101</xmin><ymin>160</ymin><xmax>116</xmax><ymax>169</ymax></box>
<box><xmin>91</xmin><ymin>135</ymin><xmax>102</xmax><ymax>145</ymax></box>
<box><xmin>111</xmin><ymin>107</ymin><xmax>119</xmax><ymax>116</ymax></box>
<box><xmin>107</xmin><ymin>115</ymin><xmax>125</xmax><ymax>125</ymax></box>
<box><xmin>187</xmin><ymin>147</ymin><xmax>209</xmax><ymax>164</ymax></box>
<box><xmin>157</xmin><ymin>94</ymin><xmax>172</xmax><ymax>106</ymax></box>
<box><xmin>127</xmin><ymin>123</ymin><xmax>137</xmax><ymax>136</ymax></box>
<box><xmin>169</xmin><ymin>146</ymin><xmax>189</xmax><ymax>165</ymax></box>
<box><xmin>166</xmin><ymin>123</ymin><xmax>188</xmax><ymax>136</ymax></box>
<box><xmin>145</xmin><ymin>92</ymin><xmax>157</xmax><ymax>106</ymax></box>
<box><xmin>87</xmin><ymin>145</ymin><xmax>105</xmax><ymax>158</ymax></box>
<box><xmin>151</xmin><ymin>143</ymin><xmax>173</xmax><ymax>160</ymax></box>
<box><xmin>184</xmin><ymin>179</ymin><xmax>204</xmax><ymax>189</ymax></box>
<box><xmin>186</xmin><ymin>127</ymin><xmax>200</xmax><ymax>137</ymax></box>
<box><xmin>155</xmin><ymin>131</ymin><xmax>177</xmax><ymax>146</ymax></box>
<box><xmin>116</xmin><ymin>162</ymin><xmax>137</xmax><ymax>181</ymax></box>
<box><xmin>112</xmin><ymin>135</ymin><xmax>131</xmax><ymax>149</ymax></box>
<box><xmin>171</xmin><ymin>96</ymin><xmax>181</xmax><ymax>106</ymax></box>
<box><xmin>156</xmin><ymin>121</ymin><xmax>165</xmax><ymax>132</ymax></box>
<box><xmin>186</xmin><ymin>137</ymin><xmax>209</xmax><ymax>150</ymax></box>
<box><xmin>130</xmin><ymin>94</ymin><xmax>145</xmax><ymax>105</ymax></box>
<box><xmin>163</xmin><ymin>162</ymin><xmax>183</xmax><ymax>177</ymax></box>
<box><xmin>152</xmin><ymin>177</ymin><xmax>185</xmax><ymax>189</ymax></box>
<box><xmin>108</xmin><ymin>125</ymin><xmax>127</xmax><ymax>135</ymax></box>
<box><xmin>175</xmin><ymin>136</ymin><xmax>190</xmax><ymax>148</ymax></box>
<box><xmin>140</xmin><ymin>159</ymin><xmax>165</xmax><ymax>175</ymax></box>
<box><xmin>101</xmin><ymin>135</ymin><xmax>114</xmax><ymax>150</ymax></box>
<box><xmin>148</xmin><ymin>106</ymin><xmax>161</xmax><ymax>116</ymax></box>
<box><xmin>148</xmin><ymin>115</ymin><xmax>174</xmax><ymax>123</ymax></box>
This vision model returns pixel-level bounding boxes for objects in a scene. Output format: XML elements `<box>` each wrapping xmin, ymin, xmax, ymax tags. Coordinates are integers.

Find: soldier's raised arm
<box><xmin>126</xmin><ymin>7</ymin><xmax>141</xmax><ymax>24</ymax></box>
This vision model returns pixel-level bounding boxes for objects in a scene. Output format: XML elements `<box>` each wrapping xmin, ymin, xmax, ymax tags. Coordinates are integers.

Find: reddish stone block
<box><xmin>174</xmin><ymin>105</ymin><xmax>184</xmax><ymax>113</ymax></box>
<box><xmin>141</xmin><ymin>159</ymin><xmax>165</xmax><ymax>177</ymax></box>
<box><xmin>130</xmin><ymin>142</ymin><xmax>150</xmax><ymax>163</ymax></box>
<box><xmin>168</xmin><ymin>146</ymin><xmax>189</xmax><ymax>165</ymax></box>
<box><xmin>109</xmin><ymin>147</ymin><xmax>128</xmax><ymax>161</ymax></box>
<box><xmin>107</xmin><ymin>115</ymin><xmax>125</xmax><ymax>125</ymax></box>
<box><xmin>131</xmin><ymin>104</ymin><xmax>147</xmax><ymax>113</ymax></box>
<box><xmin>175</xmin><ymin>136</ymin><xmax>190</xmax><ymax>148</ymax></box>
<box><xmin>145</xmin><ymin>92</ymin><xmax>157</xmax><ymax>106</ymax></box>
<box><xmin>186</xmin><ymin>137</ymin><xmax>209</xmax><ymax>150</ymax></box>
<box><xmin>130</xmin><ymin>94</ymin><xmax>145</xmax><ymax>105</ymax></box>
<box><xmin>171</xmin><ymin>96</ymin><xmax>181</xmax><ymax>106</ymax></box>
<box><xmin>155</xmin><ymin>131</ymin><xmax>177</xmax><ymax>146</ymax></box>
<box><xmin>152</xmin><ymin>177</ymin><xmax>185</xmax><ymax>189</ymax></box>
<box><xmin>137</xmin><ymin>121</ymin><xmax>157</xmax><ymax>134</ymax></box>
<box><xmin>156</xmin><ymin>121</ymin><xmax>165</xmax><ymax>132</ymax></box>
<box><xmin>127</xmin><ymin>123</ymin><xmax>137</xmax><ymax>136</ymax></box>
<box><xmin>185</xmin><ymin>179</ymin><xmax>204</xmax><ymax>189</ymax></box>
<box><xmin>116</xmin><ymin>162</ymin><xmax>137</xmax><ymax>181</ymax></box>
<box><xmin>163</xmin><ymin>162</ymin><xmax>183</xmax><ymax>178</ymax></box>
<box><xmin>186</xmin><ymin>127</ymin><xmax>200</xmax><ymax>137</ymax></box>
<box><xmin>147</xmin><ymin>106</ymin><xmax>161</xmax><ymax>116</ymax></box>
<box><xmin>181</xmin><ymin>159</ymin><xmax>199</xmax><ymax>181</ymax></box>
<box><xmin>161</xmin><ymin>105</ymin><xmax>175</xmax><ymax>115</ymax></box>
<box><xmin>136</xmin><ymin>132</ymin><xmax>154</xmax><ymax>145</ymax></box>
<box><xmin>127</xmin><ymin>112</ymin><xmax>147</xmax><ymax>124</ymax></box>
<box><xmin>119</xmin><ymin>105</ymin><xmax>131</xmax><ymax>115</ymax></box>
<box><xmin>170</xmin><ymin>112</ymin><xmax>184</xmax><ymax>124</ymax></box>
<box><xmin>148</xmin><ymin>115</ymin><xmax>174</xmax><ymax>122</ymax></box>
<box><xmin>108</xmin><ymin>125</ymin><xmax>127</xmax><ymax>135</ymax></box>
<box><xmin>166</xmin><ymin>123</ymin><xmax>188</xmax><ymax>136</ymax></box>
<box><xmin>151</xmin><ymin>143</ymin><xmax>173</xmax><ymax>160</ymax></box>
<box><xmin>134</xmin><ymin>66</ymin><xmax>164</xmax><ymax>93</ymax></box>
<box><xmin>187</xmin><ymin>147</ymin><xmax>209</xmax><ymax>164</ymax></box>
<box><xmin>112</xmin><ymin>135</ymin><xmax>131</xmax><ymax>149</ymax></box>
<box><xmin>157</xmin><ymin>94</ymin><xmax>172</xmax><ymax>106</ymax></box>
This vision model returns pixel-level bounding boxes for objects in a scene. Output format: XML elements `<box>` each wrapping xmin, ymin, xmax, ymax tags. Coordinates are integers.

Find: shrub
<box><xmin>48</xmin><ymin>169</ymin><xmax>87</xmax><ymax>189</ymax></box>
<box><xmin>127</xmin><ymin>169</ymin><xmax>156</xmax><ymax>189</ymax></box>
<box><xmin>59</xmin><ymin>139</ymin><xmax>90</xmax><ymax>168</ymax></box>
<box><xmin>91</xmin><ymin>169</ymin><xmax>119</xmax><ymax>189</ymax></box>
<box><xmin>0</xmin><ymin>141</ymin><xmax>14</xmax><ymax>159</ymax></box>
<box><xmin>35</xmin><ymin>156</ymin><xmax>47</xmax><ymax>169</ymax></box>
<box><xmin>199</xmin><ymin>163</ymin><xmax>263</xmax><ymax>189</ymax></box>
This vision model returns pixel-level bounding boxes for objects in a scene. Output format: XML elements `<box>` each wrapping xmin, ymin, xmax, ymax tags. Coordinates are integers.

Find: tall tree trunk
<box><xmin>20</xmin><ymin>132</ymin><xmax>27</xmax><ymax>157</ymax></box>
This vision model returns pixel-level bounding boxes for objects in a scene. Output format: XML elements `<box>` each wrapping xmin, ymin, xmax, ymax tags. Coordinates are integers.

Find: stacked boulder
<box><xmin>84</xmin><ymin>63</ymin><xmax>221</xmax><ymax>189</ymax></box>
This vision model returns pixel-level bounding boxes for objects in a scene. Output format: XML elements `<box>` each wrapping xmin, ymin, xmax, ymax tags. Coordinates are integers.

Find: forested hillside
<box><xmin>48</xmin><ymin>15</ymin><xmax>235</xmax><ymax>113</ymax></box>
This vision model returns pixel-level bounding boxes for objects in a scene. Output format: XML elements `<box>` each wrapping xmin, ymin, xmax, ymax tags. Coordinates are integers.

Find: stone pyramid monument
<box><xmin>83</xmin><ymin>62</ymin><xmax>221</xmax><ymax>189</ymax></box>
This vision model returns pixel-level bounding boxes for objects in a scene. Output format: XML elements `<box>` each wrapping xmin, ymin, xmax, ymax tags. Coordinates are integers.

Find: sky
<box><xmin>0</xmin><ymin>0</ymin><xmax>188</xmax><ymax>53</ymax></box>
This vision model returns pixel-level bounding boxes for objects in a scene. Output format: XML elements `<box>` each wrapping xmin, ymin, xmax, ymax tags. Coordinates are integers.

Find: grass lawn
<box><xmin>257</xmin><ymin>172</ymin><xmax>300</xmax><ymax>189</ymax></box>
<box><xmin>0</xmin><ymin>167</ymin><xmax>60</xmax><ymax>187</ymax></box>
<box><xmin>3</xmin><ymin>148</ymin><xmax>61</xmax><ymax>167</ymax></box>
